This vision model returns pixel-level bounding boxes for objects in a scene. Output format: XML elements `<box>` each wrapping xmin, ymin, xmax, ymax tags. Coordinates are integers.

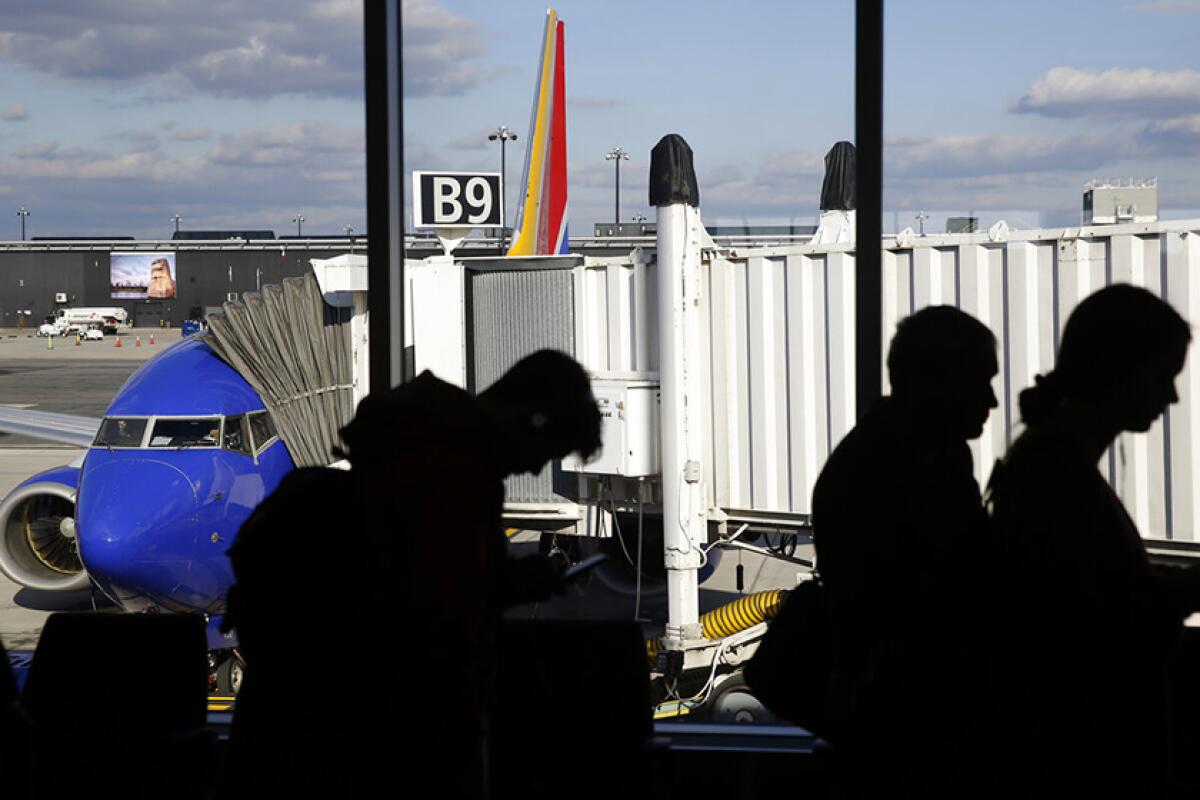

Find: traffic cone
<box><xmin>47</xmin><ymin>335</ymin><xmax>53</xmax><ymax>351</ymax></box>
<box><xmin>75</xmin><ymin>334</ymin><xmax>81</xmax><ymax>346</ymax></box>
<box><xmin>149</xmin><ymin>334</ymin><xmax>155</xmax><ymax>346</ymax></box>
<box><xmin>115</xmin><ymin>336</ymin><xmax>122</xmax><ymax>348</ymax></box>
<box><xmin>135</xmin><ymin>337</ymin><xmax>141</xmax><ymax>348</ymax></box>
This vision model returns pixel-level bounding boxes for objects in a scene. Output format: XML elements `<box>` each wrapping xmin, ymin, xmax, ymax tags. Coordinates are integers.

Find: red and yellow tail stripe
<box><xmin>508</xmin><ymin>9</ymin><xmax>569</xmax><ymax>256</ymax></box>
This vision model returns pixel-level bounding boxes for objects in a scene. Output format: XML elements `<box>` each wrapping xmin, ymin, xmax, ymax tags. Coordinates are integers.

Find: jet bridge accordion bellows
<box><xmin>203</xmin><ymin>273</ymin><xmax>355</xmax><ymax>468</ymax></box>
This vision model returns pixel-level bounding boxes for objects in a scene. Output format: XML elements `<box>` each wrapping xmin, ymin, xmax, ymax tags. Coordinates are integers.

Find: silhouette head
<box><xmin>887</xmin><ymin>305</ymin><xmax>998</xmax><ymax>440</ymax></box>
<box><xmin>477</xmin><ymin>350</ymin><xmax>602</xmax><ymax>476</ymax></box>
<box><xmin>1020</xmin><ymin>284</ymin><xmax>1191</xmax><ymax>432</ymax></box>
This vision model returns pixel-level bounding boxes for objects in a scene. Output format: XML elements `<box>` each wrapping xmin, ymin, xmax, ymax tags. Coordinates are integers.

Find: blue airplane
<box><xmin>0</xmin><ymin>335</ymin><xmax>296</xmax><ymax>688</ymax></box>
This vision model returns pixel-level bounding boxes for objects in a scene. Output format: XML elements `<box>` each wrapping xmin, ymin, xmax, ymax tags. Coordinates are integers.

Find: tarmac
<box><xmin>0</xmin><ymin>328</ymin><xmax>180</xmax><ymax>649</ymax></box>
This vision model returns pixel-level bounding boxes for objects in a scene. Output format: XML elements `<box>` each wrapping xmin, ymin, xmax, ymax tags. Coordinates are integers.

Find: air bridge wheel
<box><xmin>705</xmin><ymin>674</ymin><xmax>772</xmax><ymax>724</ymax></box>
<box><xmin>216</xmin><ymin>652</ymin><xmax>245</xmax><ymax>695</ymax></box>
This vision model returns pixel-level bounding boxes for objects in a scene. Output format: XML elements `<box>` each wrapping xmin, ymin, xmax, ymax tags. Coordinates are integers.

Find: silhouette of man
<box><xmin>989</xmin><ymin>284</ymin><xmax>1200</xmax><ymax>799</ymax></box>
<box><xmin>812</xmin><ymin>305</ymin><xmax>998</xmax><ymax>798</ymax></box>
<box><xmin>343</xmin><ymin>349</ymin><xmax>601</xmax><ymax>798</ymax></box>
<box><xmin>222</xmin><ymin>349</ymin><xmax>600</xmax><ymax>799</ymax></box>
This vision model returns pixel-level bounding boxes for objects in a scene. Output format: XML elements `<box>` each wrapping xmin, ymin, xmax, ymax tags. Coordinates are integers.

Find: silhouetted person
<box><xmin>222</xmin><ymin>350</ymin><xmax>600</xmax><ymax>798</ymax></box>
<box><xmin>812</xmin><ymin>305</ymin><xmax>999</xmax><ymax>798</ymax></box>
<box><xmin>351</xmin><ymin>349</ymin><xmax>600</xmax><ymax>797</ymax></box>
<box><xmin>988</xmin><ymin>284</ymin><xmax>1200</xmax><ymax>799</ymax></box>
<box><xmin>221</xmin><ymin>466</ymin><xmax>366</xmax><ymax>799</ymax></box>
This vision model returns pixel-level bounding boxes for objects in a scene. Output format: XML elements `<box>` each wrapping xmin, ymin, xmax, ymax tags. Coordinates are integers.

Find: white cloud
<box><xmin>1013</xmin><ymin>66</ymin><xmax>1200</xmax><ymax>119</ymax></box>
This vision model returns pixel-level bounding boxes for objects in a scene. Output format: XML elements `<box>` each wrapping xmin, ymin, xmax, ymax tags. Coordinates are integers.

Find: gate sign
<box><xmin>413</xmin><ymin>171</ymin><xmax>502</xmax><ymax>228</ymax></box>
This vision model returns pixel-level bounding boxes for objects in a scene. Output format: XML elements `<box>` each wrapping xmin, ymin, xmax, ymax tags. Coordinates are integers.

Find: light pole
<box><xmin>292</xmin><ymin>214</ymin><xmax>305</xmax><ymax>237</ymax></box>
<box><xmin>606</xmin><ymin>147</ymin><xmax>630</xmax><ymax>224</ymax></box>
<box><xmin>915</xmin><ymin>210</ymin><xmax>929</xmax><ymax>237</ymax></box>
<box><xmin>17</xmin><ymin>207</ymin><xmax>29</xmax><ymax>241</ymax></box>
<box><xmin>488</xmin><ymin>125</ymin><xmax>517</xmax><ymax>250</ymax></box>
<box><xmin>171</xmin><ymin>214</ymin><xmax>182</xmax><ymax>235</ymax></box>
<box><xmin>344</xmin><ymin>225</ymin><xmax>354</xmax><ymax>237</ymax></box>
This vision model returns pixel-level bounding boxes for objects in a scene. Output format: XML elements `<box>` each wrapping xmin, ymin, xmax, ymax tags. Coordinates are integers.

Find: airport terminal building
<box><xmin>0</xmin><ymin>233</ymin><xmax>367</xmax><ymax>329</ymax></box>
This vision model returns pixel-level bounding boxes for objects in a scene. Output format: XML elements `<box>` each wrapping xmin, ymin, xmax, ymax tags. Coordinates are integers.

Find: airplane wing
<box><xmin>0</xmin><ymin>407</ymin><xmax>100</xmax><ymax>448</ymax></box>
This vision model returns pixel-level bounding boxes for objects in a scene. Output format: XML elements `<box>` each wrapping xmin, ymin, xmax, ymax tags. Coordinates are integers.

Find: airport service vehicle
<box><xmin>36</xmin><ymin>323</ymin><xmax>58</xmax><ymax>337</ymax></box>
<box><xmin>82</xmin><ymin>327</ymin><xmax>104</xmax><ymax>341</ymax></box>
<box><xmin>52</xmin><ymin>307</ymin><xmax>127</xmax><ymax>335</ymax></box>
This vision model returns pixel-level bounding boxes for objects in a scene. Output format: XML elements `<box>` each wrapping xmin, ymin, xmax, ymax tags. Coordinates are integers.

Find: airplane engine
<box><xmin>0</xmin><ymin>468</ymin><xmax>89</xmax><ymax>592</ymax></box>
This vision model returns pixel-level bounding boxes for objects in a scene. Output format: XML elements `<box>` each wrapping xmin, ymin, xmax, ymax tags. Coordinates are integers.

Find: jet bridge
<box><xmin>406</xmin><ymin>206</ymin><xmax>1200</xmax><ymax>684</ymax></box>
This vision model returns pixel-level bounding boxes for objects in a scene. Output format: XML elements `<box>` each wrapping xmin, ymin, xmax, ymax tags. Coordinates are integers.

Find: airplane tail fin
<box><xmin>507</xmin><ymin>8</ymin><xmax>568</xmax><ymax>256</ymax></box>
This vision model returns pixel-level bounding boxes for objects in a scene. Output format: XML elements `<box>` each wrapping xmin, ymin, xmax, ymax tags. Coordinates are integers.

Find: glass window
<box><xmin>148</xmin><ymin>418</ymin><xmax>221</xmax><ymax>448</ymax></box>
<box><xmin>248</xmin><ymin>411</ymin><xmax>277</xmax><ymax>453</ymax></box>
<box><xmin>223</xmin><ymin>415</ymin><xmax>251</xmax><ymax>456</ymax></box>
<box><xmin>93</xmin><ymin>418</ymin><xmax>147</xmax><ymax>448</ymax></box>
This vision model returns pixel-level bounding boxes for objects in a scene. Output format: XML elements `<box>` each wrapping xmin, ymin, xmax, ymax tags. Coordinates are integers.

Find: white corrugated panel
<box><xmin>413</xmin><ymin>221</ymin><xmax>1200</xmax><ymax>540</ymax></box>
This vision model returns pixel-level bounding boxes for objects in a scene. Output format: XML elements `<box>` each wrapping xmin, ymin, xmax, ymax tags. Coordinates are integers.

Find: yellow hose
<box><xmin>645</xmin><ymin>589</ymin><xmax>790</xmax><ymax>667</ymax></box>
<box><xmin>700</xmin><ymin>590</ymin><xmax>788</xmax><ymax>639</ymax></box>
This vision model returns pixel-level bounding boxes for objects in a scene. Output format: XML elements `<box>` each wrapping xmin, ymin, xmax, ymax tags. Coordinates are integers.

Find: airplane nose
<box><xmin>76</xmin><ymin>459</ymin><xmax>201</xmax><ymax>608</ymax></box>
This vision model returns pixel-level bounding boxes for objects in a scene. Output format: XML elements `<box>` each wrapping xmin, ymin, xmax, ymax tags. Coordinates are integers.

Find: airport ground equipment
<box><xmin>50</xmin><ymin>306</ymin><xmax>128</xmax><ymax>335</ymax></box>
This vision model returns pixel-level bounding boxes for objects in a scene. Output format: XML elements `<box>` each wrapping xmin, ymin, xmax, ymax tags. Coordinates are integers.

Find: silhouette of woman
<box><xmin>989</xmin><ymin>284</ymin><xmax>1197</xmax><ymax>799</ymax></box>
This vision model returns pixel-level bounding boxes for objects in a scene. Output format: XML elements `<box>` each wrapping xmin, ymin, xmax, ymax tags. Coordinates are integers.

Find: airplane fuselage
<box><xmin>75</xmin><ymin>337</ymin><xmax>295</xmax><ymax>624</ymax></box>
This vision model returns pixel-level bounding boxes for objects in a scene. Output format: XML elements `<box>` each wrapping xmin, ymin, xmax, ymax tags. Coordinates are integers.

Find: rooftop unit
<box><xmin>1083</xmin><ymin>178</ymin><xmax>1158</xmax><ymax>225</ymax></box>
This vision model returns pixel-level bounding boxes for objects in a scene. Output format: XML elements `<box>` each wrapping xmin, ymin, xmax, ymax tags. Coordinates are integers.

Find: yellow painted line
<box><xmin>653</xmin><ymin>705</ymin><xmax>692</xmax><ymax>720</ymax></box>
<box><xmin>208</xmin><ymin>704</ymin><xmax>233</xmax><ymax>712</ymax></box>
<box><xmin>208</xmin><ymin>696</ymin><xmax>236</xmax><ymax>701</ymax></box>
<box><xmin>504</xmin><ymin>528</ymin><xmax>520</xmax><ymax>538</ymax></box>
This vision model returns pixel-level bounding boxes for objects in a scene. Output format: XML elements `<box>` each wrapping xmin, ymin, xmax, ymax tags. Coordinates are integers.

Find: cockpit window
<box><xmin>148</xmin><ymin>418</ymin><xmax>221</xmax><ymax>448</ymax></box>
<box><xmin>223</xmin><ymin>415</ymin><xmax>252</xmax><ymax>456</ymax></box>
<box><xmin>248</xmin><ymin>411</ymin><xmax>278</xmax><ymax>453</ymax></box>
<box><xmin>94</xmin><ymin>418</ymin><xmax>148</xmax><ymax>448</ymax></box>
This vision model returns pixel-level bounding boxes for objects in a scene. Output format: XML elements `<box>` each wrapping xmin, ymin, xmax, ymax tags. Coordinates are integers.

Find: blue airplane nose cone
<box><xmin>76</xmin><ymin>458</ymin><xmax>204</xmax><ymax>611</ymax></box>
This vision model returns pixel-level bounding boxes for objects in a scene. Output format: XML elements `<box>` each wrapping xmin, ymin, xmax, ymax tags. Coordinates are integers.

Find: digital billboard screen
<box><xmin>111</xmin><ymin>252</ymin><xmax>177</xmax><ymax>300</ymax></box>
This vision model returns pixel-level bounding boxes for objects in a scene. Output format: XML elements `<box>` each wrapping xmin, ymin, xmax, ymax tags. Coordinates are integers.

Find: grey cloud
<box><xmin>0</xmin><ymin>116</ymin><xmax>365</xmax><ymax>237</ymax></box>
<box><xmin>0</xmin><ymin>1</ymin><xmax>363</xmax><ymax>99</ymax></box>
<box><xmin>207</xmin><ymin>121</ymin><xmax>363</xmax><ymax>169</ymax></box>
<box><xmin>1138</xmin><ymin>113</ymin><xmax>1200</xmax><ymax>155</ymax></box>
<box><xmin>112</xmin><ymin>130</ymin><xmax>161</xmax><ymax>152</ymax></box>
<box><xmin>1013</xmin><ymin>67</ymin><xmax>1200</xmax><ymax>119</ymax></box>
<box><xmin>0</xmin><ymin>103</ymin><xmax>28</xmax><ymax>121</ymax></box>
<box><xmin>402</xmin><ymin>0</ymin><xmax>488</xmax><ymax>97</ymax></box>
<box><xmin>14</xmin><ymin>141</ymin><xmax>60</xmax><ymax>159</ymax></box>
<box><xmin>885</xmin><ymin>131</ymin><xmax>1129</xmax><ymax>178</ymax></box>
<box><xmin>172</xmin><ymin>127</ymin><xmax>212</xmax><ymax>142</ymax></box>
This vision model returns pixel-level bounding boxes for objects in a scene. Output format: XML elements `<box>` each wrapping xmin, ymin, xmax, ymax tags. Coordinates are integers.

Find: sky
<box><xmin>0</xmin><ymin>0</ymin><xmax>1198</xmax><ymax>239</ymax></box>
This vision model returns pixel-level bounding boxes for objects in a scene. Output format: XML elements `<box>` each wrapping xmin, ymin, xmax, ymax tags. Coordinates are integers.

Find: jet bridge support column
<box><xmin>651</xmin><ymin>135</ymin><xmax>706</xmax><ymax>651</ymax></box>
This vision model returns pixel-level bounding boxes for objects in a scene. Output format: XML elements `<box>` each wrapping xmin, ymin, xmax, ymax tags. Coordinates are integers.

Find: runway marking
<box><xmin>0</xmin><ymin>404</ymin><xmax>36</xmax><ymax>408</ymax></box>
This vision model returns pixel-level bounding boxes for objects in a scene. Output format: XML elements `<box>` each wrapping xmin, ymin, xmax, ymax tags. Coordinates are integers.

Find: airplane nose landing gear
<box><xmin>208</xmin><ymin>649</ymin><xmax>245</xmax><ymax>696</ymax></box>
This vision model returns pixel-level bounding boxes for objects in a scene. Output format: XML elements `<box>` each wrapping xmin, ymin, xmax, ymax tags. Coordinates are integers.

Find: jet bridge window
<box><xmin>223</xmin><ymin>415</ymin><xmax>252</xmax><ymax>456</ymax></box>
<box><xmin>94</xmin><ymin>418</ymin><xmax>148</xmax><ymax>448</ymax></box>
<box><xmin>148</xmin><ymin>418</ymin><xmax>221</xmax><ymax>448</ymax></box>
